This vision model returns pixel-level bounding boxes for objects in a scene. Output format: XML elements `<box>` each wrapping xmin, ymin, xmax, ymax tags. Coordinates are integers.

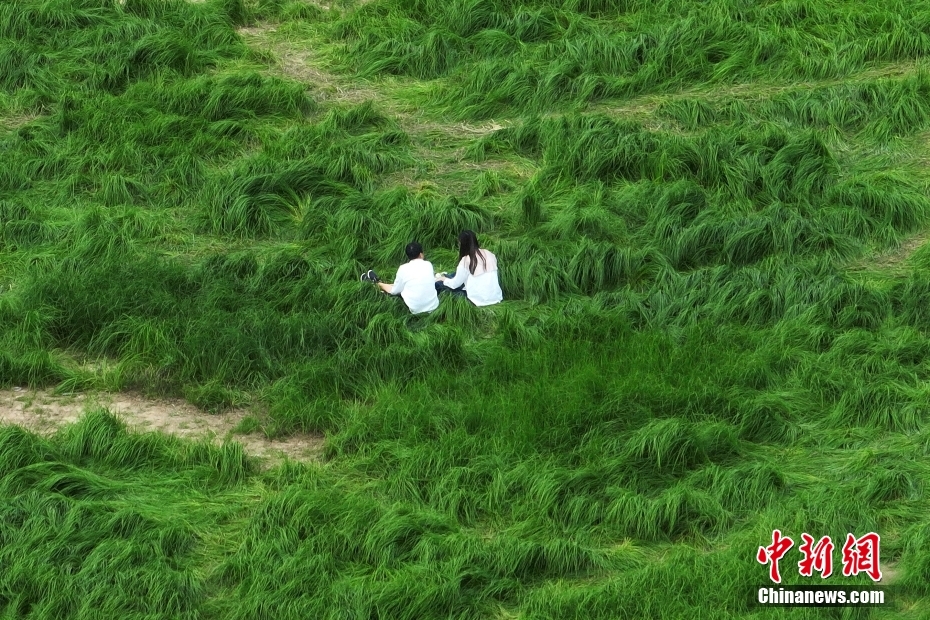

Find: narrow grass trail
<box><xmin>240</xmin><ymin>18</ymin><xmax>930</xmax><ymax>132</ymax></box>
<box><xmin>0</xmin><ymin>388</ymin><xmax>324</xmax><ymax>463</ymax></box>
<box><xmin>234</xmin><ymin>16</ymin><xmax>930</xmax><ymax>210</ymax></box>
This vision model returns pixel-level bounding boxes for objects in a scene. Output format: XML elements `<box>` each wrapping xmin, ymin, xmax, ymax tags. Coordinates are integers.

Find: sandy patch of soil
<box><xmin>880</xmin><ymin>561</ymin><xmax>900</xmax><ymax>584</ymax></box>
<box><xmin>237</xmin><ymin>25</ymin><xmax>380</xmax><ymax>105</ymax></box>
<box><xmin>236</xmin><ymin>24</ymin><xmax>512</xmax><ymax>139</ymax></box>
<box><xmin>0</xmin><ymin>388</ymin><xmax>323</xmax><ymax>463</ymax></box>
<box><xmin>0</xmin><ymin>114</ymin><xmax>39</xmax><ymax>131</ymax></box>
<box><xmin>848</xmin><ymin>229</ymin><xmax>930</xmax><ymax>274</ymax></box>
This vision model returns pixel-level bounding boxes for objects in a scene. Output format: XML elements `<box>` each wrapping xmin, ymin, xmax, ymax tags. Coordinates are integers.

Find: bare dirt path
<box><xmin>235</xmin><ymin>24</ymin><xmax>511</xmax><ymax>136</ymax></box>
<box><xmin>0</xmin><ymin>388</ymin><xmax>324</xmax><ymax>463</ymax></box>
<box><xmin>847</xmin><ymin>229</ymin><xmax>930</xmax><ymax>275</ymax></box>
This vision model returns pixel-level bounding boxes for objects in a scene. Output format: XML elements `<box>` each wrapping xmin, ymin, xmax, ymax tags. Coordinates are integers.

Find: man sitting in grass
<box><xmin>361</xmin><ymin>241</ymin><xmax>439</xmax><ymax>314</ymax></box>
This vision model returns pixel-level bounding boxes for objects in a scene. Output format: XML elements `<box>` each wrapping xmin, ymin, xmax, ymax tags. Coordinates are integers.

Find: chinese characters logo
<box><xmin>757</xmin><ymin>530</ymin><xmax>882</xmax><ymax>583</ymax></box>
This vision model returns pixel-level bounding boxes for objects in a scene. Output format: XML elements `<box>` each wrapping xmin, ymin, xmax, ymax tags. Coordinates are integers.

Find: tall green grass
<box><xmin>659</xmin><ymin>70</ymin><xmax>930</xmax><ymax>142</ymax></box>
<box><xmin>0</xmin><ymin>411</ymin><xmax>254</xmax><ymax>619</ymax></box>
<box><xmin>333</xmin><ymin>0</ymin><xmax>930</xmax><ymax>118</ymax></box>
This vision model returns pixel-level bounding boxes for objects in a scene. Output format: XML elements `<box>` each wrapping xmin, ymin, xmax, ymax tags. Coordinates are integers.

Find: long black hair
<box><xmin>458</xmin><ymin>230</ymin><xmax>486</xmax><ymax>275</ymax></box>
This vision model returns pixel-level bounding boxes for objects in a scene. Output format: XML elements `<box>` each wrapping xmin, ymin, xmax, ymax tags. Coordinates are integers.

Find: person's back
<box><xmin>438</xmin><ymin>231</ymin><xmax>503</xmax><ymax>307</ymax></box>
<box><xmin>456</xmin><ymin>249</ymin><xmax>502</xmax><ymax>306</ymax></box>
<box><xmin>391</xmin><ymin>256</ymin><xmax>439</xmax><ymax>314</ymax></box>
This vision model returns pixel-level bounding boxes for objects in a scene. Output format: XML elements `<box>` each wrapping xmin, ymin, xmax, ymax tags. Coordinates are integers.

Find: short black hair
<box><xmin>405</xmin><ymin>241</ymin><xmax>423</xmax><ymax>260</ymax></box>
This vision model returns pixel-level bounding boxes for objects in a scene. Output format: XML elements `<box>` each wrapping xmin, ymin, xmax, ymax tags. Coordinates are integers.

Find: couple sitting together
<box><xmin>360</xmin><ymin>230</ymin><xmax>502</xmax><ymax>314</ymax></box>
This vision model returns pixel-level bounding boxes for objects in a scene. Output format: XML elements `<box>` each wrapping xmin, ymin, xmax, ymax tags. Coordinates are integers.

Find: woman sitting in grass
<box><xmin>435</xmin><ymin>230</ymin><xmax>503</xmax><ymax>306</ymax></box>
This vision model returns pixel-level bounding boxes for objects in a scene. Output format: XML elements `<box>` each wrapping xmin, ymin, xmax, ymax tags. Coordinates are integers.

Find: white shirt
<box><xmin>390</xmin><ymin>258</ymin><xmax>439</xmax><ymax>314</ymax></box>
<box><xmin>443</xmin><ymin>250</ymin><xmax>503</xmax><ymax>307</ymax></box>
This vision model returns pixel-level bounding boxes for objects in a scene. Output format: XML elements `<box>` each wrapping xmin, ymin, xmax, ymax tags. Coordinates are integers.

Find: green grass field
<box><xmin>3</xmin><ymin>0</ymin><xmax>930</xmax><ymax>617</ymax></box>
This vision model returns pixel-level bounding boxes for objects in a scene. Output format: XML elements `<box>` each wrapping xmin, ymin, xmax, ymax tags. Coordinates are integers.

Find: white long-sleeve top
<box><xmin>390</xmin><ymin>258</ymin><xmax>439</xmax><ymax>314</ymax></box>
<box><xmin>443</xmin><ymin>250</ymin><xmax>503</xmax><ymax>306</ymax></box>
